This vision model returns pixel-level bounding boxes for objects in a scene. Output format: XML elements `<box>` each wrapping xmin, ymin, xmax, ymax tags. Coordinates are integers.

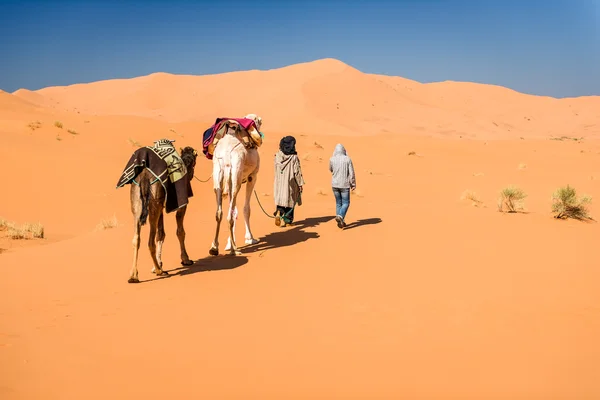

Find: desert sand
<box><xmin>1</xmin><ymin>58</ymin><xmax>600</xmax><ymax>399</ymax></box>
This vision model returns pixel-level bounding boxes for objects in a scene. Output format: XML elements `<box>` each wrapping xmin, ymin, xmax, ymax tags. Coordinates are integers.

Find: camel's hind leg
<box><xmin>224</xmin><ymin>205</ymin><xmax>238</xmax><ymax>252</ymax></box>
<box><xmin>209</xmin><ymin>163</ymin><xmax>224</xmax><ymax>256</ymax></box>
<box><xmin>129</xmin><ymin>185</ymin><xmax>143</xmax><ymax>283</ymax></box>
<box><xmin>176</xmin><ymin>206</ymin><xmax>193</xmax><ymax>265</ymax></box>
<box><xmin>153</xmin><ymin>212</ymin><xmax>165</xmax><ymax>274</ymax></box>
<box><xmin>129</xmin><ymin>218</ymin><xmax>142</xmax><ymax>283</ymax></box>
<box><xmin>148</xmin><ymin>206</ymin><xmax>168</xmax><ymax>277</ymax></box>
<box><xmin>226</xmin><ymin>172</ymin><xmax>243</xmax><ymax>256</ymax></box>
<box><xmin>243</xmin><ymin>174</ymin><xmax>259</xmax><ymax>245</ymax></box>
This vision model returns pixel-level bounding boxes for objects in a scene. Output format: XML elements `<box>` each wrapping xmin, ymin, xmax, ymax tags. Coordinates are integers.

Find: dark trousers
<box><xmin>275</xmin><ymin>205</ymin><xmax>295</xmax><ymax>223</ymax></box>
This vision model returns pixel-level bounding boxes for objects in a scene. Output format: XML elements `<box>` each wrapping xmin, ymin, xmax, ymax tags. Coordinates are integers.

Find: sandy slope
<box><xmin>1</xmin><ymin>59</ymin><xmax>600</xmax><ymax>399</ymax></box>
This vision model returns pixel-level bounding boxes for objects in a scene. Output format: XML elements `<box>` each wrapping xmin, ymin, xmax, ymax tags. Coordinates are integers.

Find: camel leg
<box><xmin>209</xmin><ymin>187</ymin><xmax>223</xmax><ymax>256</ymax></box>
<box><xmin>129</xmin><ymin>218</ymin><xmax>142</xmax><ymax>283</ymax></box>
<box><xmin>226</xmin><ymin>174</ymin><xmax>243</xmax><ymax>256</ymax></box>
<box><xmin>224</xmin><ymin>205</ymin><xmax>238</xmax><ymax>251</ymax></box>
<box><xmin>210</xmin><ymin>160</ymin><xmax>224</xmax><ymax>256</ymax></box>
<box><xmin>243</xmin><ymin>175</ymin><xmax>259</xmax><ymax>245</ymax></box>
<box><xmin>148</xmin><ymin>208</ymin><xmax>168</xmax><ymax>276</ymax></box>
<box><xmin>129</xmin><ymin>184</ymin><xmax>143</xmax><ymax>283</ymax></box>
<box><xmin>176</xmin><ymin>206</ymin><xmax>193</xmax><ymax>265</ymax></box>
<box><xmin>153</xmin><ymin>212</ymin><xmax>165</xmax><ymax>274</ymax></box>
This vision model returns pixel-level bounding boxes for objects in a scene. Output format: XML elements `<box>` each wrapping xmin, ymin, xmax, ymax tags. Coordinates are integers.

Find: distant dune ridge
<box><xmin>6</xmin><ymin>57</ymin><xmax>599</xmax><ymax>139</ymax></box>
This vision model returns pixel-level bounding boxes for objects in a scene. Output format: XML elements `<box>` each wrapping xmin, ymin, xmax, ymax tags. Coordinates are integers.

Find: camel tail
<box><xmin>139</xmin><ymin>175</ymin><xmax>151</xmax><ymax>226</ymax></box>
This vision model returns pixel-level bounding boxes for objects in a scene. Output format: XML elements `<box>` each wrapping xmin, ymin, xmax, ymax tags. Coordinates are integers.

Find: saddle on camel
<box><xmin>202</xmin><ymin>113</ymin><xmax>264</xmax><ymax>160</ymax></box>
<box><xmin>116</xmin><ymin>138</ymin><xmax>194</xmax><ymax>213</ymax></box>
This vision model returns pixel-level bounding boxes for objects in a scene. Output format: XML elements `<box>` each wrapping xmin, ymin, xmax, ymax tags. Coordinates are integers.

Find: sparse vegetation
<box><xmin>0</xmin><ymin>218</ymin><xmax>44</xmax><ymax>240</ymax></box>
<box><xmin>28</xmin><ymin>121</ymin><xmax>41</xmax><ymax>130</ymax></box>
<box><xmin>54</xmin><ymin>121</ymin><xmax>63</xmax><ymax>129</ymax></box>
<box><xmin>551</xmin><ymin>185</ymin><xmax>592</xmax><ymax>220</ymax></box>
<box><xmin>461</xmin><ymin>190</ymin><xmax>482</xmax><ymax>206</ymax></box>
<box><xmin>550</xmin><ymin>136</ymin><xmax>582</xmax><ymax>142</ymax></box>
<box><xmin>67</xmin><ymin>129</ymin><xmax>78</xmax><ymax>135</ymax></box>
<box><xmin>314</xmin><ymin>141</ymin><xmax>324</xmax><ymax>149</ymax></box>
<box><xmin>128</xmin><ymin>138</ymin><xmax>142</xmax><ymax>147</ymax></box>
<box><xmin>518</xmin><ymin>163</ymin><xmax>527</xmax><ymax>170</ymax></box>
<box><xmin>97</xmin><ymin>215</ymin><xmax>118</xmax><ymax>230</ymax></box>
<box><xmin>56</xmin><ymin>135</ymin><xmax>62</xmax><ymax>141</ymax></box>
<box><xmin>497</xmin><ymin>186</ymin><xmax>527</xmax><ymax>213</ymax></box>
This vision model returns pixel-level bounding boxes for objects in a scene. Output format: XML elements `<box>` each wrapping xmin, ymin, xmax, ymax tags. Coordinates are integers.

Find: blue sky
<box><xmin>0</xmin><ymin>0</ymin><xmax>598</xmax><ymax>98</ymax></box>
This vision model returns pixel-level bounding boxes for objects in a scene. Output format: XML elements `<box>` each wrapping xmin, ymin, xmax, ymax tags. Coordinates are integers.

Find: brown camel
<box><xmin>128</xmin><ymin>146</ymin><xmax>198</xmax><ymax>283</ymax></box>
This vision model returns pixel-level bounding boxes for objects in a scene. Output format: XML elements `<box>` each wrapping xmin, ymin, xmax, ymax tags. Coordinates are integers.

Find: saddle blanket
<box><xmin>202</xmin><ymin>117</ymin><xmax>263</xmax><ymax>160</ymax></box>
<box><xmin>116</xmin><ymin>139</ymin><xmax>194</xmax><ymax>213</ymax></box>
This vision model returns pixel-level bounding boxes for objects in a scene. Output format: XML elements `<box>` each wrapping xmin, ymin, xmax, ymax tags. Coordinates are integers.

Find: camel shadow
<box><xmin>343</xmin><ymin>217</ymin><xmax>382</xmax><ymax>230</ymax></box>
<box><xmin>135</xmin><ymin>255</ymin><xmax>249</xmax><ymax>283</ymax></box>
<box><xmin>169</xmin><ymin>255</ymin><xmax>249</xmax><ymax>276</ymax></box>
<box><xmin>242</xmin><ymin>215</ymin><xmax>334</xmax><ymax>253</ymax></box>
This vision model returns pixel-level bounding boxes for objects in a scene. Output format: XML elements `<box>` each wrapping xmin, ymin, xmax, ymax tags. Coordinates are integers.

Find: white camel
<box><xmin>209</xmin><ymin>114</ymin><xmax>263</xmax><ymax>256</ymax></box>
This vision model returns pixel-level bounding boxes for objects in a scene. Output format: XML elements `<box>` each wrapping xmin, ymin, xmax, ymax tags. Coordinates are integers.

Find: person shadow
<box><xmin>242</xmin><ymin>215</ymin><xmax>334</xmax><ymax>253</ymax></box>
<box><xmin>342</xmin><ymin>217</ymin><xmax>382</xmax><ymax>230</ymax></box>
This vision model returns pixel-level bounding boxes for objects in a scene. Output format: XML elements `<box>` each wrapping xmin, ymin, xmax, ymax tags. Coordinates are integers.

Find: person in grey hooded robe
<box><xmin>273</xmin><ymin>136</ymin><xmax>305</xmax><ymax>227</ymax></box>
<box><xmin>329</xmin><ymin>143</ymin><xmax>356</xmax><ymax>228</ymax></box>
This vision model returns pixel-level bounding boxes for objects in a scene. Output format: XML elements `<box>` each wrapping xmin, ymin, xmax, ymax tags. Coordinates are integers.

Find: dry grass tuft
<box><xmin>67</xmin><ymin>129</ymin><xmax>79</xmax><ymax>135</ymax></box>
<box><xmin>551</xmin><ymin>185</ymin><xmax>593</xmax><ymax>220</ymax></box>
<box><xmin>54</xmin><ymin>121</ymin><xmax>63</xmax><ymax>129</ymax></box>
<box><xmin>518</xmin><ymin>163</ymin><xmax>527</xmax><ymax>170</ymax></box>
<box><xmin>28</xmin><ymin>121</ymin><xmax>42</xmax><ymax>130</ymax></box>
<box><xmin>314</xmin><ymin>141</ymin><xmax>324</xmax><ymax>149</ymax></box>
<box><xmin>128</xmin><ymin>138</ymin><xmax>142</xmax><ymax>147</ymax></box>
<box><xmin>461</xmin><ymin>190</ymin><xmax>483</xmax><ymax>207</ymax></box>
<box><xmin>0</xmin><ymin>218</ymin><xmax>44</xmax><ymax>240</ymax></box>
<box><xmin>97</xmin><ymin>215</ymin><xmax>119</xmax><ymax>230</ymax></box>
<box><xmin>497</xmin><ymin>186</ymin><xmax>527</xmax><ymax>213</ymax></box>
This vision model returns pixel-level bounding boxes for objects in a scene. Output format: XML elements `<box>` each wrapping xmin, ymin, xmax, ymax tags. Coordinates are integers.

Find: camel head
<box><xmin>180</xmin><ymin>146</ymin><xmax>198</xmax><ymax>180</ymax></box>
<box><xmin>244</xmin><ymin>113</ymin><xmax>263</xmax><ymax>131</ymax></box>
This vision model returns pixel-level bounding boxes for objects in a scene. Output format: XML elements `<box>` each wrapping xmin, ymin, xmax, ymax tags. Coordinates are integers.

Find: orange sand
<box><xmin>1</xmin><ymin>59</ymin><xmax>600</xmax><ymax>399</ymax></box>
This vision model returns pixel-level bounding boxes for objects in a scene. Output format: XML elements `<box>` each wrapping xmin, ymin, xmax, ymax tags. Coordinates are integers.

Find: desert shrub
<box><xmin>497</xmin><ymin>186</ymin><xmax>527</xmax><ymax>213</ymax></box>
<box><xmin>551</xmin><ymin>185</ymin><xmax>592</xmax><ymax>220</ymax></box>
<box><xmin>97</xmin><ymin>215</ymin><xmax>118</xmax><ymax>230</ymax></box>
<box><xmin>461</xmin><ymin>189</ymin><xmax>482</xmax><ymax>206</ymax></box>
<box><xmin>0</xmin><ymin>218</ymin><xmax>44</xmax><ymax>239</ymax></box>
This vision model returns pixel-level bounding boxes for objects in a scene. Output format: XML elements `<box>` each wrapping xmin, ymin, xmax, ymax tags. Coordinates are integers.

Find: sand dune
<box><xmin>2</xmin><ymin>58</ymin><xmax>600</xmax><ymax>399</ymax></box>
<box><xmin>13</xmin><ymin>58</ymin><xmax>599</xmax><ymax>139</ymax></box>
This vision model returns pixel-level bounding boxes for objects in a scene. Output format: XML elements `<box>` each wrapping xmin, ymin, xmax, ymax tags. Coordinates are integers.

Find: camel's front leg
<box><xmin>243</xmin><ymin>174</ymin><xmax>259</xmax><ymax>245</ymax></box>
<box><xmin>176</xmin><ymin>206</ymin><xmax>193</xmax><ymax>265</ymax></box>
<box><xmin>153</xmin><ymin>212</ymin><xmax>165</xmax><ymax>274</ymax></box>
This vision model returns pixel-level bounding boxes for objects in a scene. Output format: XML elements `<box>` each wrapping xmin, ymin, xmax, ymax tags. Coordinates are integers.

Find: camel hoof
<box><xmin>209</xmin><ymin>247</ymin><xmax>219</xmax><ymax>256</ymax></box>
<box><xmin>228</xmin><ymin>250</ymin><xmax>242</xmax><ymax>256</ymax></box>
<box><xmin>245</xmin><ymin>238</ymin><xmax>259</xmax><ymax>245</ymax></box>
<box><xmin>181</xmin><ymin>259</ymin><xmax>194</xmax><ymax>266</ymax></box>
<box><xmin>155</xmin><ymin>270</ymin><xmax>169</xmax><ymax>277</ymax></box>
<box><xmin>128</xmin><ymin>277</ymin><xmax>140</xmax><ymax>284</ymax></box>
